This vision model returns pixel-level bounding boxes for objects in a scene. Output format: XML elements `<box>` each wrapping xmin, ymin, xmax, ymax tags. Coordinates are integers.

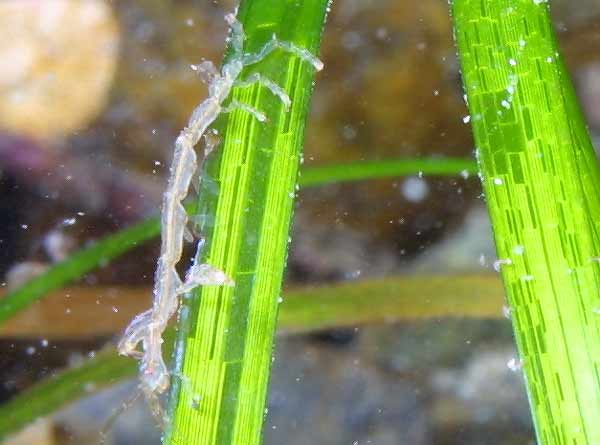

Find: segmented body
<box><xmin>117</xmin><ymin>12</ymin><xmax>323</xmax><ymax>409</ymax></box>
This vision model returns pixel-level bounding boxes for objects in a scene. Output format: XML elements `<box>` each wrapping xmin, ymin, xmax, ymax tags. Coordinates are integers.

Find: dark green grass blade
<box><xmin>299</xmin><ymin>157</ymin><xmax>476</xmax><ymax>187</ymax></box>
<box><xmin>0</xmin><ymin>157</ymin><xmax>475</xmax><ymax>326</ymax></box>
<box><xmin>452</xmin><ymin>1</ymin><xmax>600</xmax><ymax>443</ymax></box>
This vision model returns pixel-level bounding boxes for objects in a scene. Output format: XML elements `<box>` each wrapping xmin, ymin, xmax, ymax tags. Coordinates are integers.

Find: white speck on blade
<box><xmin>462</xmin><ymin>115</ymin><xmax>471</xmax><ymax>123</ymax></box>
<box><xmin>520</xmin><ymin>275</ymin><xmax>534</xmax><ymax>282</ymax></box>
<box><xmin>508</xmin><ymin>58</ymin><xmax>517</xmax><ymax>66</ymax></box>
<box><xmin>593</xmin><ymin>308</ymin><xmax>600</xmax><ymax>315</ymax></box>
<box><xmin>512</xmin><ymin>245</ymin><xmax>525</xmax><ymax>255</ymax></box>
<box><xmin>493</xmin><ymin>258</ymin><xmax>512</xmax><ymax>272</ymax></box>
<box><xmin>493</xmin><ymin>178</ymin><xmax>503</xmax><ymax>185</ymax></box>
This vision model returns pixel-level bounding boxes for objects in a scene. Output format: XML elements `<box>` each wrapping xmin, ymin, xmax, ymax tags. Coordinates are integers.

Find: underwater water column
<box><xmin>452</xmin><ymin>1</ymin><xmax>600</xmax><ymax>443</ymax></box>
<box><xmin>163</xmin><ymin>1</ymin><xmax>330</xmax><ymax>445</ymax></box>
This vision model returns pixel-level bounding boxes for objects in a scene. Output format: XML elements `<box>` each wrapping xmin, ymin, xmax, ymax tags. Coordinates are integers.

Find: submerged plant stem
<box><xmin>453</xmin><ymin>1</ymin><xmax>600</xmax><ymax>443</ymax></box>
<box><xmin>164</xmin><ymin>2</ymin><xmax>330</xmax><ymax>444</ymax></box>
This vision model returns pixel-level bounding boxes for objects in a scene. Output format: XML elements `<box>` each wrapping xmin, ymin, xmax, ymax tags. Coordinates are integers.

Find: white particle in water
<box><xmin>26</xmin><ymin>346</ymin><xmax>36</xmax><ymax>355</ymax></box>
<box><xmin>502</xmin><ymin>305</ymin><xmax>512</xmax><ymax>319</ymax></box>
<box><xmin>375</xmin><ymin>27</ymin><xmax>388</xmax><ymax>40</ymax></box>
<box><xmin>63</xmin><ymin>217</ymin><xmax>76</xmax><ymax>226</ymax></box>
<box><xmin>342</xmin><ymin>125</ymin><xmax>357</xmax><ymax>140</ymax></box>
<box><xmin>460</xmin><ymin>169</ymin><xmax>470</xmax><ymax>179</ymax></box>
<box><xmin>507</xmin><ymin>358</ymin><xmax>523</xmax><ymax>372</ymax></box>
<box><xmin>41</xmin><ymin>339</ymin><xmax>49</xmax><ymax>347</ymax></box>
<box><xmin>462</xmin><ymin>115</ymin><xmax>471</xmax><ymax>123</ymax></box>
<box><xmin>401</xmin><ymin>177</ymin><xmax>429</xmax><ymax>203</ymax></box>
<box><xmin>112</xmin><ymin>306</ymin><xmax>119</xmax><ymax>313</ymax></box>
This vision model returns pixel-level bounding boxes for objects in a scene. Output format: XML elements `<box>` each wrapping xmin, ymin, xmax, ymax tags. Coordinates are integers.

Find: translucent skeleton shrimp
<box><xmin>117</xmin><ymin>12</ymin><xmax>323</xmax><ymax>415</ymax></box>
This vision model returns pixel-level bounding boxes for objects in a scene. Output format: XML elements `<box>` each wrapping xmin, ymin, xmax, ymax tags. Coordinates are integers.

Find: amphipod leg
<box><xmin>235</xmin><ymin>73</ymin><xmax>291</xmax><ymax>110</ymax></box>
<box><xmin>242</xmin><ymin>34</ymin><xmax>324</xmax><ymax>71</ymax></box>
<box><xmin>191</xmin><ymin>60</ymin><xmax>219</xmax><ymax>84</ymax></box>
<box><xmin>117</xmin><ymin>308</ymin><xmax>152</xmax><ymax>358</ymax></box>
<box><xmin>221</xmin><ymin>99</ymin><xmax>267</xmax><ymax>122</ymax></box>
<box><xmin>178</xmin><ymin>239</ymin><xmax>235</xmax><ymax>294</ymax></box>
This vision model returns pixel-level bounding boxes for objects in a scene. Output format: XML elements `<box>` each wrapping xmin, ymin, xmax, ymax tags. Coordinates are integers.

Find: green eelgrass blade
<box><xmin>0</xmin><ymin>274</ymin><xmax>504</xmax><ymax>440</ymax></box>
<box><xmin>0</xmin><ymin>157</ymin><xmax>475</xmax><ymax>327</ymax></box>
<box><xmin>164</xmin><ymin>2</ymin><xmax>330</xmax><ymax>444</ymax></box>
<box><xmin>452</xmin><ymin>1</ymin><xmax>600</xmax><ymax>443</ymax></box>
<box><xmin>299</xmin><ymin>157</ymin><xmax>476</xmax><ymax>187</ymax></box>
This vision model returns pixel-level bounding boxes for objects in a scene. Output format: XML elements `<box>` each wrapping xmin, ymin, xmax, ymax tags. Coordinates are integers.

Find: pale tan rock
<box><xmin>0</xmin><ymin>0</ymin><xmax>119</xmax><ymax>141</ymax></box>
<box><xmin>5</xmin><ymin>419</ymin><xmax>55</xmax><ymax>445</ymax></box>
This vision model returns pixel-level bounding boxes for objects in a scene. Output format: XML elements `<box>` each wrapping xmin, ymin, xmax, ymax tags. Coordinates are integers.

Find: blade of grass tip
<box><xmin>0</xmin><ymin>273</ymin><xmax>505</xmax><ymax>440</ymax></box>
<box><xmin>452</xmin><ymin>1</ymin><xmax>600</xmax><ymax>443</ymax></box>
<box><xmin>163</xmin><ymin>2</ymin><xmax>331</xmax><ymax>444</ymax></box>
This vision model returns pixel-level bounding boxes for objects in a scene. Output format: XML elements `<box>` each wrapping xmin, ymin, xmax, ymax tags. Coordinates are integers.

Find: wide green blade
<box><xmin>452</xmin><ymin>1</ymin><xmax>600</xmax><ymax>443</ymax></box>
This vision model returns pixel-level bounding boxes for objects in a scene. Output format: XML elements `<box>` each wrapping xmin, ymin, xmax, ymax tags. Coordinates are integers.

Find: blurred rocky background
<box><xmin>2</xmin><ymin>0</ymin><xmax>600</xmax><ymax>444</ymax></box>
